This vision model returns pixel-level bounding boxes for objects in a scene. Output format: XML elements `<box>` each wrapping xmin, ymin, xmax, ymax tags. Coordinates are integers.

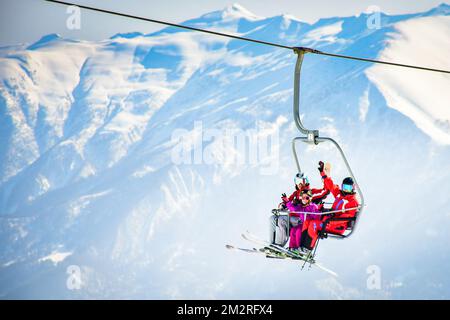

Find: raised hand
<box><xmin>318</xmin><ymin>161</ymin><xmax>324</xmax><ymax>173</ymax></box>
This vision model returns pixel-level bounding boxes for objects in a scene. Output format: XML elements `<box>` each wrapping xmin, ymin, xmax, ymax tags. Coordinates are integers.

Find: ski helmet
<box><xmin>294</xmin><ymin>173</ymin><xmax>310</xmax><ymax>186</ymax></box>
<box><xmin>341</xmin><ymin>177</ymin><xmax>354</xmax><ymax>193</ymax></box>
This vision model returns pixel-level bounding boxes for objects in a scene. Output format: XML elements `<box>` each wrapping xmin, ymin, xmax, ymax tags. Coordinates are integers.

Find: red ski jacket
<box><xmin>322</xmin><ymin>173</ymin><xmax>359</xmax><ymax>219</ymax></box>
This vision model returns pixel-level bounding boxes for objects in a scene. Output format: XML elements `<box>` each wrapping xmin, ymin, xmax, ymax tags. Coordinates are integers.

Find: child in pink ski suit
<box><xmin>286</xmin><ymin>190</ymin><xmax>320</xmax><ymax>250</ymax></box>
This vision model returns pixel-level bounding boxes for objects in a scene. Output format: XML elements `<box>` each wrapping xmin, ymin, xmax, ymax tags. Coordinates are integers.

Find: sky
<box><xmin>0</xmin><ymin>0</ymin><xmax>448</xmax><ymax>46</ymax></box>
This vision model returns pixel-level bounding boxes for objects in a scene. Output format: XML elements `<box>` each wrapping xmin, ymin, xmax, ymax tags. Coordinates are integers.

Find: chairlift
<box><xmin>282</xmin><ymin>47</ymin><xmax>365</xmax><ymax>239</ymax></box>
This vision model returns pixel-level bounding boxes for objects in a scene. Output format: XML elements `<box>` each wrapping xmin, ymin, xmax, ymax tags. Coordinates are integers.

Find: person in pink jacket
<box><xmin>286</xmin><ymin>189</ymin><xmax>320</xmax><ymax>254</ymax></box>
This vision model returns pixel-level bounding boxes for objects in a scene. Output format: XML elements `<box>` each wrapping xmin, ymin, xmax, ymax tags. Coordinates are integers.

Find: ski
<box><xmin>225</xmin><ymin>244</ymin><xmax>259</xmax><ymax>254</ymax></box>
<box><xmin>225</xmin><ymin>244</ymin><xmax>285</xmax><ymax>259</ymax></box>
<box><xmin>241</xmin><ymin>231</ymin><xmax>338</xmax><ymax>277</ymax></box>
<box><xmin>311</xmin><ymin>261</ymin><xmax>338</xmax><ymax>277</ymax></box>
<box><xmin>241</xmin><ymin>231</ymin><xmax>313</xmax><ymax>262</ymax></box>
<box><xmin>227</xmin><ymin>239</ymin><xmax>338</xmax><ymax>277</ymax></box>
<box><xmin>243</xmin><ymin>231</ymin><xmax>312</xmax><ymax>259</ymax></box>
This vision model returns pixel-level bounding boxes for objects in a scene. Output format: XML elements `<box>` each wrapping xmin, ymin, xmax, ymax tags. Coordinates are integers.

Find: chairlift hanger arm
<box><xmin>292</xmin><ymin>48</ymin><xmax>319</xmax><ymax>145</ymax></box>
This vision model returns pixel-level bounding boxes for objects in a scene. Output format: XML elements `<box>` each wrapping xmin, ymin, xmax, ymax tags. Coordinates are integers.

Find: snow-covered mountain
<box><xmin>0</xmin><ymin>3</ymin><xmax>450</xmax><ymax>299</ymax></box>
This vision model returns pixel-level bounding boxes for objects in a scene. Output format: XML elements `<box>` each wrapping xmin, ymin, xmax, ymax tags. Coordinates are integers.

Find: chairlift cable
<box><xmin>45</xmin><ymin>0</ymin><xmax>450</xmax><ymax>74</ymax></box>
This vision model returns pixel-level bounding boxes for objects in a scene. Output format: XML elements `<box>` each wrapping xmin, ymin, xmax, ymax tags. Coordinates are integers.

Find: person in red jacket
<box><xmin>300</xmin><ymin>161</ymin><xmax>360</xmax><ymax>252</ymax></box>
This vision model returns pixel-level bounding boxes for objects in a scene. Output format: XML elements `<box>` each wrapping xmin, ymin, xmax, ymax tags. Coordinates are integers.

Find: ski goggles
<box><xmin>301</xmin><ymin>194</ymin><xmax>311</xmax><ymax>201</ymax></box>
<box><xmin>342</xmin><ymin>183</ymin><xmax>354</xmax><ymax>193</ymax></box>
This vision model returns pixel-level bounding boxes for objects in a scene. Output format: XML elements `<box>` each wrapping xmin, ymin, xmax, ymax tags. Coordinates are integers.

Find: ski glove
<box><xmin>318</xmin><ymin>161</ymin><xmax>324</xmax><ymax>173</ymax></box>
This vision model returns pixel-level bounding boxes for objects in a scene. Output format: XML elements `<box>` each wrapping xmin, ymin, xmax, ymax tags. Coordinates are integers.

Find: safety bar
<box><xmin>273</xmin><ymin>206</ymin><xmax>363</xmax><ymax>231</ymax></box>
<box><xmin>273</xmin><ymin>207</ymin><xmax>362</xmax><ymax>216</ymax></box>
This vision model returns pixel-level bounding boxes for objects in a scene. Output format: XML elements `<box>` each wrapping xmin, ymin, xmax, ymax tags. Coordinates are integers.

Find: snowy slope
<box><xmin>0</xmin><ymin>3</ymin><xmax>450</xmax><ymax>299</ymax></box>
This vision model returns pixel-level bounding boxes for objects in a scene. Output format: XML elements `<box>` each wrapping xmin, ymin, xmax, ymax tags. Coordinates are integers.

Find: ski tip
<box><xmin>328</xmin><ymin>271</ymin><xmax>339</xmax><ymax>278</ymax></box>
<box><xmin>225</xmin><ymin>244</ymin><xmax>234</xmax><ymax>249</ymax></box>
<box><xmin>314</xmin><ymin>263</ymin><xmax>339</xmax><ymax>277</ymax></box>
